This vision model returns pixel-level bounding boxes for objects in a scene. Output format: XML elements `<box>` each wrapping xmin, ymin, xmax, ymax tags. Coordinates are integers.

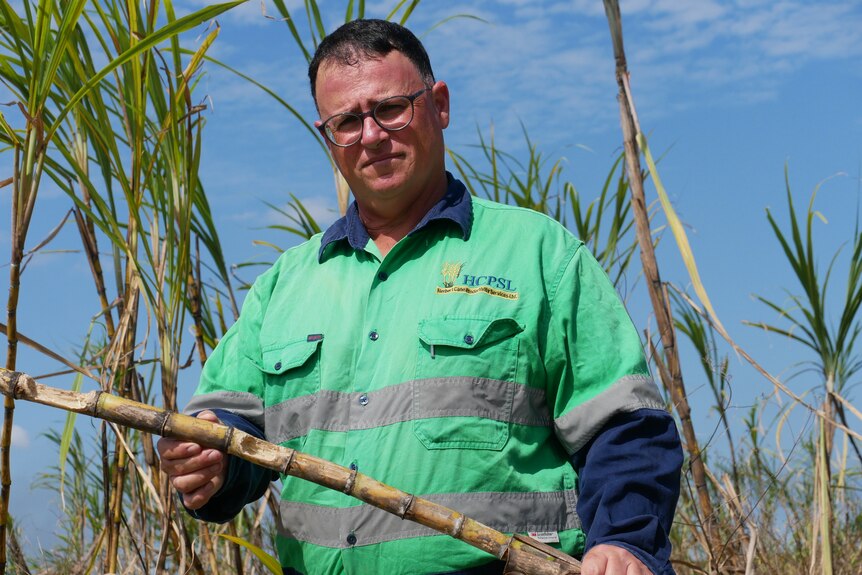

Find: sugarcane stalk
<box><xmin>105</xmin><ymin>432</ymin><xmax>129</xmax><ymax>571</ymax></box>
<box><xmin>185</xmin><ymin>243</ymin><xmax>227</xmax><ymax>574</ymax></box>
<box><xmin>2</xmin><ymin>134</ymin><xmax>42</xmax><ymax>575</ymax></box>
<box><xmin>198</xmin><ymin>522</ymin><xmax>220</xmax><ymax>575</ymax></box>
<box><xmin>602</xmin><ymin>0</ymin><xmax>720</xmax><ymax>567</ymax></box>
<box><xmin>0</xmin><ymin>369</ymin><xmax>581</xmax><ymax>575</ymax></box>
<box><xmin>105</xmin><ymin>272</ymin><xmax>139</xmax><ymax>573</ymax></box>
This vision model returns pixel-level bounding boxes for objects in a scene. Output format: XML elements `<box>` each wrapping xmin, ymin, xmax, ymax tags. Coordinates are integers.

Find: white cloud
<box><xmin>644</xmin><ymin>0</ymin><xmax>728</xmax><ymax>27</ymax></box>
<box><xmin>570</xmin><ymin>0</ymin><xmax>610</xmax><ymax>18</ymax></box>
<box><xmin>630</xmin><ymin>1</ymin><xmax>862</xmax><ymax>64</ymax></box>
<box><xmin>11</xmin><ymin>425</ymin><xmax>29</xmax><ymax>449</ymax></box>
<box><xmin>756</xmin><ymin>4</ymin><xmax>860</xmax><ymax>59</ymax></box>
<box><xmin>356</xmin><ymin>0</ymin><xmax>850</xmax><ymax>164</ymax></box>
<box><xmin>417</xmin><ymin>2</ymin><xmax>621</xmax><ymax>145</ymax></box>
<box><xmin>530</xmin><ymin>2</ymin><xmax>857</xmax><ymax>118</ymax></box>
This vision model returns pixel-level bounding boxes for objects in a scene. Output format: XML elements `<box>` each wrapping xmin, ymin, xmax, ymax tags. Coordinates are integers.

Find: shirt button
<box><xmin>377</xmin><ymin>271</ymin><xmax>388</xmax><ymax>281</ymax></box>
<box><xmin>358</xmin><ymin>393</ymin><xmax>369</xmax><ymax>406</ymax></box>
<box><xmin>369</xmin><ymin>331</ymin><xmax>379</xmax><ymax>341</ymax></box>
<box><xmin>274</xmin><ymin>361</ymin><xmax>282</xmax><ymax>370</ymax></box>
<box><xmin>346</xmin><ymin>532</ymin><xmax>357</xmax><ymax>546</ymax></box>
<box><xmin>464</xmin><ymin>334</ymin><xmax>474</xmax><ymax>345</ymax></box>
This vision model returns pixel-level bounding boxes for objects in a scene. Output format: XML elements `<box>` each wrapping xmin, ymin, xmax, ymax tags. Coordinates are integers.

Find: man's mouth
<box><xmin>363</xmin><ymin>153</ymin><xmax>401</xmax><ymax>168</ymax></box>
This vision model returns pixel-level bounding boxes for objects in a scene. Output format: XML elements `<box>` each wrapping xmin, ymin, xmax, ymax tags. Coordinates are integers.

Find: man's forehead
<box><xmin>315</xmin><ymin>51</ymin><xmax>422</xmax><ymax>108</ymax></box>
<box><xmin>317</xmin><ymin>52</ymin><xmax>378</xmax><ymax>78</ymax></box>
<box><xmin>317</xmin><ymin>49</ymin><xmax>419</xmax><ymax>78</ymax></box>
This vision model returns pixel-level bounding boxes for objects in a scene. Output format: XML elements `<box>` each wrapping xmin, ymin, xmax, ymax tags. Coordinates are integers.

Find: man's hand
<box><xmin>157</xmin><ymin>410</ymin><xmax>228</xmax><ymax>510</ymax></box>
<box><xmin>581</xmin><ymin>544</ymin><xmax>652</xmax><ymax>575</ymax></box>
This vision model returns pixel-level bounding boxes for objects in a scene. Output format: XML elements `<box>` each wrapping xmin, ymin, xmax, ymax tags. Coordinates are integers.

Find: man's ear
<box><xmin>315</xmin><ymin>120</ymin><xmax>337</xmax><ymax>155</ymax></box>
<box><xmin>431</xmin><ymin>81</ymin><xmax>450</xmax><ymax>129</ymax></box>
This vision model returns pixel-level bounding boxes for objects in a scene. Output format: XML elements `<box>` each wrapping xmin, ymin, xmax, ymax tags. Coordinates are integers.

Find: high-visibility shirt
<box><xmin>186</xmin><ymin>175</ymin><xmax>667</xmax><ymax>574</ymax></box>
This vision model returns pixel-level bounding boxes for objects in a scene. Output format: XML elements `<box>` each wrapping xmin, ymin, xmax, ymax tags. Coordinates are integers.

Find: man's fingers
<box><xmin>581</xmin><ymin>544</ymin><xmax>650</xmax><ymax>575</ymax></box>
<box><xmin>158</xmin><ymin>438</ymin><xmax>202</xmax><ymax>460</ymax></box>
<box><xmin>157</xmin><ymin>410</ymin><xmax>227</xmax><ymax>510</ymax></box>
<box><xmin>162</xmin><ymin>448</ymin><xmax>224</xmax><ymax>476</ymax></box>
<box><xmin>581</xmin><ymin>550</ymin><xmax>608</xmax><ymax>575</ymax></box>
<box><xmin>181</xmin><ymin>470</ymin><xmax>224</xmax><ymax>510</ymax></box>
<box><xmin>170</xmin><ymin>460</ymin><xmax>225</xmax><ymax>494</ymax></box>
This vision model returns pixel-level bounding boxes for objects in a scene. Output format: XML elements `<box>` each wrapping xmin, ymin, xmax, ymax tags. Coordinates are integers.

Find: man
<box><xmin>159</xmin><ymin>19</ymin><xmax>682</xmax><ymax>575</ymax></box>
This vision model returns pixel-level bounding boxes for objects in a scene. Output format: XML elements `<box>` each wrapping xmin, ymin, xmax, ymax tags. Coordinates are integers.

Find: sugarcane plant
<box><xmin>0</xmin><ymin>0</ymin><xmax>247</xmax><ymax>572</ymax></box>
<box><xmin>745</xmin><ymin>170</ymin><xmax>862</xmax><ymax>575</ymax></box>
<box><xmin>601</xmin><ymin>3</ymin><xmax>724</xmax><ymax>570</ymax></box>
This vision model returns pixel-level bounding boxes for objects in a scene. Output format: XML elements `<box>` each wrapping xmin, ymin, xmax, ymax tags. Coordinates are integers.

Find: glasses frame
<box><xmin>317</xmin><ymin>87</ymin><xmax>432</xmax><ymax>148</ymax></box>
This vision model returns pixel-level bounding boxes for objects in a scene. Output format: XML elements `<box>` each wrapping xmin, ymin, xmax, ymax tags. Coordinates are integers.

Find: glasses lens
<box><xmin>374</xmin><ymin>96</ymin><xmax>413</xmax><ymax>130</ymax></box>
<box><xmin>325</xmin><ymin>113</ymin><xmax>362</xmax><ymax>146</ymax></box>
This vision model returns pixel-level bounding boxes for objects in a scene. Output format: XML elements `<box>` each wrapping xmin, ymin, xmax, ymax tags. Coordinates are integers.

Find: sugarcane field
<box><xmin>0</xmin><ymin>1</ymin><xmax>860</xmax><ymax>574</ymax></box>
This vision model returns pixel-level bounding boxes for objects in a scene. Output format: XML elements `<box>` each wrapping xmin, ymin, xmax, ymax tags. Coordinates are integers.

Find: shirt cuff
<box><xmin>572</xmin><ymin>408</ymin><xmax>682</xmax><ymax>575</ymax></box>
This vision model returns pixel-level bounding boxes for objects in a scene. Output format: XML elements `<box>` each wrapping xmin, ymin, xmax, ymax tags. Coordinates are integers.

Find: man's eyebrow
<box><xmin>330</xmin><ymin>87</ymin><xmax>418</xmax><ymax>115</ymax></box>
<box><xmin>328</xmin><ymin>99</ymin><xmax>374</xmax><ymax>117</ymax></box>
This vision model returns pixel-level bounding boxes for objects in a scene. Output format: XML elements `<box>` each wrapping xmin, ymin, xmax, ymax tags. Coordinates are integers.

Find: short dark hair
<box><xmin>308</xmin><ymin>19</ymin><xmax>435</xmax><ymax>104</ymax></box>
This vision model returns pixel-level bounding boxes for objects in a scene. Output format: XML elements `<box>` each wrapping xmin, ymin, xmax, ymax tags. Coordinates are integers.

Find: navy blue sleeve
<box><xmin>184</xmin><ymin>409</ymin><xmax>278</xmax><ymax>523</ymax></box>
<box><xmin>572</xmin><ymin>408</ymin><xmax>682</xmax><ymax>575</ymax></box>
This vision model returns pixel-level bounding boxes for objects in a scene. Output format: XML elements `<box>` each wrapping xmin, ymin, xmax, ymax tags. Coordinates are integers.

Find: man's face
<box><xmin>314</xmin><ymin>51</ymin><xmax>450</xmax><ymax>214</ymax></box>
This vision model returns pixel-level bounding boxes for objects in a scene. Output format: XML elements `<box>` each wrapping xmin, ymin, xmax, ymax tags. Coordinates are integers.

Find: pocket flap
<box><xmin>259</xmin><ymin>335</ymin><xmax>322</xmax><ymax>374</ymax></box>
<box><xmin>418</xmin><ymin>317</ymin><xmax>523</xmax><ymax>349</ymax></box>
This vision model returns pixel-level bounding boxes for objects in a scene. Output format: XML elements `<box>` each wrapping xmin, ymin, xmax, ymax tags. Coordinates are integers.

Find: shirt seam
<box><xmin>547</xmin><ymin>241</ymin><xmax>584</xmax><ymax>306</ymax></box>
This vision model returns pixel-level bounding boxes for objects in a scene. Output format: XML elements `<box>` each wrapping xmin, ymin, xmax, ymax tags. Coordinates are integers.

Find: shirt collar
<box><xmin>318</xmin><ymin>173</ymin><xmax>472</xmax><ymax>262</ymax></box>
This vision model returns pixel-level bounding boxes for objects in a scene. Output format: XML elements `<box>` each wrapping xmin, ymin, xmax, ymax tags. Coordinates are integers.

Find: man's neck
<box><xmin>357</xmin><ymin>179</ymin><xmax>447</xmax><ymax>259</ymax></box>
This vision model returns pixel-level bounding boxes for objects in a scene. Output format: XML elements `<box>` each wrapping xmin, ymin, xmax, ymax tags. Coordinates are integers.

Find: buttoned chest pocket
<box><xmin>257</xmin><ymin>336</ymin><xmax>323</xmax><ymax>408</ymax></box>
<box><xmin>413</xmin><ymin>317</ymin><xmax>523</xmax><ymax>450</ymax></box>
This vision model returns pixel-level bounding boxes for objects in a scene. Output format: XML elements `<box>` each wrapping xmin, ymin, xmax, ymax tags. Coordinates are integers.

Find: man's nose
<box><xmin>360</xmin><ymin>115</ymin><xmax>388</xmax><ymax>148</ymax></box>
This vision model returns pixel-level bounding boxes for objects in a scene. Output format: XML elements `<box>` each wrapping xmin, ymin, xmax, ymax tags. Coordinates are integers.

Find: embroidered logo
<box><xmin>440</xmin><ymin>262</ymin><xmax>463</xmax><ymax>288</ymax></box>
<box><xmin>436</xmin><ymin>262</ymin><xmax>519</xmax><ymax>300</ymax></box>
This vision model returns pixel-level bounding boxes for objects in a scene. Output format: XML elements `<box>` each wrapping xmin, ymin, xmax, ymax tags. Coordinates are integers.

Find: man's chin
<box><xmin>362</xmin><ymin>173</ymin><xmax>408</xmax><ymax>195</ymax></box>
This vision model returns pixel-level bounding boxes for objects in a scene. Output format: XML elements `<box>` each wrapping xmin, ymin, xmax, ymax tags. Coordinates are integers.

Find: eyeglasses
<box><xmin>318</xmin><ymin>87</ymin><xmax>431</xmax><ymax>147</ymax></box>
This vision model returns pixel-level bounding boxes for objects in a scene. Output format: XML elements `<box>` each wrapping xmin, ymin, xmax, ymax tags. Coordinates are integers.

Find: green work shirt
<box><xmin>187</xmin><ymin>178</ymin><xmax>663</xmax><ymax>574</ymax></box>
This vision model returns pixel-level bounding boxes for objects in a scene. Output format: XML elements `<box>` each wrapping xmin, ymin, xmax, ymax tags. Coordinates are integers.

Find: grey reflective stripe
<box><xmin>184</xmin><ymin>391</ymin><xmax>266</xmax><ymax>429</ymax></box>
<box><xmin>415</xmin><ymin>377</ymin><xmax>513</xmax><ymax>419</ymax></box>
<box><xmin>265</xmin><ymin>378</ymin><xmax>550</xmax><ymax>445</ymax></box>
<box><xmin>277</xmin><ymin>489</ymin><xmax>580</xmax><ymax>548</ymax></box>
<box><xmin>553</xmin><ymin>374</ymin><xmax>665</xmax><ymax>454</ymax></box>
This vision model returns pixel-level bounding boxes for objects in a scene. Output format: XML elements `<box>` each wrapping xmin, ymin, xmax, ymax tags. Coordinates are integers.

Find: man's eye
<box><xmin>332</xmin><ymin>115</ymin><xmax>361</xmax><ymax>132</ymax></box>
<box><xmin>376</xmin><ymin>101</ymin><xmax>409</xmax><ymax>121</ymax></box>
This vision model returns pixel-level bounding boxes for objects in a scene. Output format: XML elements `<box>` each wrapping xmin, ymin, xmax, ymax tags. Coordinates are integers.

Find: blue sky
<box><xmin>2</xmin><ymin>0</ymin><xmax>862</xmax><ymax>556</ymax></box>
